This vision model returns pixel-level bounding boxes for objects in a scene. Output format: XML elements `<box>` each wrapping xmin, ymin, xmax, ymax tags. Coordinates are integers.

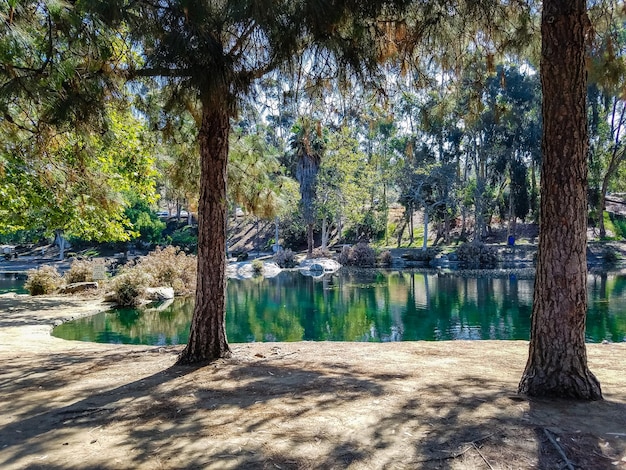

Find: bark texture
<box><xmin>518</xmin><ymin>0</ymin><xmax>601</xmax><ymax>400</ymax></box>
<box><xmin>178</xmin><ymin>102</ymin><xmax>231</xmax><ymax>364</ymax></box>
<box><xmin>296</xmin><ymin>152</ymin><xmax>320</xmax><ymax>258</ymax></box>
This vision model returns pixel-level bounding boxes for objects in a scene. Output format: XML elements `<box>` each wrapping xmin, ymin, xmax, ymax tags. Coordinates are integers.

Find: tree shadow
<box><xmin>530</xmin><ymin>398</ymin><xmax>626</xmax><ymax>470</ymax></box>
<box><xmin>1</xmin><ymin>350</ymin><xmax>625</xmax><ymax>469</ymax></box>
<box><xmin>0</xmin><ymin>354</ymin><xmax>398</xmax><ymax>469</ymax></box>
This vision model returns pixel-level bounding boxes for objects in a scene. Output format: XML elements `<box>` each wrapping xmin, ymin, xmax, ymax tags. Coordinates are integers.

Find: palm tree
<box><xmin>291</xmin><ymin>118</ymin><xmax>325</xmax><ymax>257</ymax></box>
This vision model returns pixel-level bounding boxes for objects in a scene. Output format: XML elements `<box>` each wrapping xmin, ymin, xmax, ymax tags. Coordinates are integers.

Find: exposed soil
<box><xmin>0</xmin><ymin>294</ymin><xmax>625</xmax><ymax>469</ymax></box>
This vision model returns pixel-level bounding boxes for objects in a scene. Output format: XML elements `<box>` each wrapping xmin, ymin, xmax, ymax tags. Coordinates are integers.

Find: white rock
<box><xmin>145</xmin><ymin>287</ymin><xmax>175</xmax><ymax>300</ymax></box>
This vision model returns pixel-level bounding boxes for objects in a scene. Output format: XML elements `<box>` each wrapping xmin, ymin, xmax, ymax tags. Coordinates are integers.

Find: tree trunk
<box><xmin>409</xmin><ymin>208</ymin><xmax>414</xmax><ymax>246</ymax></box>
<box><xmin>422</xmin><ymin>208</ymin><xmax>429</xmax><ymax>251</ymax></box>
<box><xmin>307</xmin><ymin>223</ymin><xmax>314</xmax><ymax>257</ymax></box>
<box><xmin>178</xmin><ymin>101</ymin><xmax>231</xmax><ymax>364</ymax></box>
<box><xmin>518</xmin><ymin>0</ymin><xmax>601</xmax><ymax>400</ymax></box>
<box><xmin>321</xmin><ymin>217</ymin><xmax>329</xmax><ymax>250</ymax></box>
<box><xmin>274</xmin><ymin>216</ymin><xmax>280</xmax><ymax>252</ymax></box>
<box><xmin>54</xmin><ymin>230</ymin><xmax>66</xmax><ymax>260</ymax></box>
<box><xmin>597</xmin><ymin>184</ymin><xmax>607</xmax><ymax>238</ymax></box>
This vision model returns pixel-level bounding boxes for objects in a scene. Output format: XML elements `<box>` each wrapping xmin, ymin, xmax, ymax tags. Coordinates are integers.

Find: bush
<box><xmin>379</xmin><ymin>250</ymin><xmax>392</xmax><ymax>267</ymax></box>
<box><xmin>110</xmin><ymin>271</ymin><xmax>151</xmax><ymax>307</ymax></box>
<box><xmin>612</xmin><ymin>216</ymin><xmax>626</xmax><ymax>240</ymax></box>
<box><xmin>338</xmin><ymin>242</ymin><xmax>377</xmax><ymax>267</ymax></box>
<box><xmin>403</xmin><ymin>248</ymin><xmax>439</xmax><ymax>263</ymax></box>
<box><xmin>273</xmin><ymin>248</ymin><xmax>297</xmax><ymax>268</ymax></box>
<box><xmin>169</xmin><ymin>226</ymin><xmax>198</xmax><ymax>252</ymax></box>
<box><xmin>125</xmin><ymin>198</ymin><xmax>166</xmax><ymax>244</ymax></box>
<box><xmin>25</xmin><ymin>265</ymin><xmax>63</xmax><ymax>295</ymax></box>
<box><xmin>64</xmin><ymin>259</ymin><xmax>97</xmax><ymax>284</ymax></box>
<box><xmin>456</xmin><ymin>242</ymin><xmax>499</xmax><ymax>269</ymax></box>
<box><xmin>134</xmin><ymin>246</ymin><xmax>197</xmax><ymax>295</ymax></box>
<box><xmin>337</xmin><ymin>246</ymin><xmax>351</xmax><ymax>265</ymax></box>
<box><xmin>311</xmin><ymin>247</ymin><xmax>332</xmax><ymax>259</ymax></box>
<box><xmin>251</xmin><ymin>259</ymin><xmax>264</xmax><ymax>275</ymax></box>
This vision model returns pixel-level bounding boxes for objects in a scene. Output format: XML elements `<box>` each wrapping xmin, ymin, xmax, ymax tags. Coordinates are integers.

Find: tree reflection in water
<box><xmin>52</xmin><ymin>271</ymin><xmax>626</xmax><ymax>345</ymax></box>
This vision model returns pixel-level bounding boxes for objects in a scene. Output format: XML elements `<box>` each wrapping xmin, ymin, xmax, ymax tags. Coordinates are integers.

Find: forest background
<box><xmin>2</xmin><ymin>1</ymin><xmax>625</xmax><ymax>257</ymax></box>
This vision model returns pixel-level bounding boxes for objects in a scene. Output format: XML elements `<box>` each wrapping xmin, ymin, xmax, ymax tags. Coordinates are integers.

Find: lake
<box><xmin>0</xmin><ymin>273</ymin><xmax>28</xmax><ymax>295</ymax></box>
<box><xmin>51</xmin><ymin>270</ymin><xmax>626</xmax><ymax>345</ymax></box>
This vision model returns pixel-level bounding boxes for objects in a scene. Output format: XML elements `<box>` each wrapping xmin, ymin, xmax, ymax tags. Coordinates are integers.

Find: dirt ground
<box><xmin>0</xmin><ymin>294</ymin><xmax>625</xmax><ymax>469</ymax></box>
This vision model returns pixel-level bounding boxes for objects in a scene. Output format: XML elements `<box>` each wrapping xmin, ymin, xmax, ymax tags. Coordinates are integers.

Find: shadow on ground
<box><xmin>1</xmin><ymin>347</ymin><xmax>625</xmax><ymax>469</ymax></box>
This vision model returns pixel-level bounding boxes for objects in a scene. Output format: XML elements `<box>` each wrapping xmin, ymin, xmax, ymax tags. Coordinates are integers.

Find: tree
<box><xmin>291</xmin><ymin>117</ymin><xmax>324</xmax><ymax>257</ymax></box>
<box><xmin>113</xmin><ymin>0</ymin><xmax>407</xmax><ymax>364</ymax></box>
<box><xmin>0</xmin><ymin>1</ymin><xmax>159</xmax><ymax>256</ymax></box>
<box><xmin>587</xmin><ymin>7</ymin><xmax>626</xmax><ymax>238</ymax></box>
<box><xmin>518</xmin><ymin>0</ymin><xmax>602</xmax><ymax>400</ymax></box>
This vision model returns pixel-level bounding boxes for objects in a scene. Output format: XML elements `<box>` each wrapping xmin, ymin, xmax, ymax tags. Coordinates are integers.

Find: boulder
<box><xmin>145</xmin><ymin>287</ymin><xmax>175</xmax><ymax>301</ymax></box>
<box><xmin>227</xmin><ymin>260</ymin><xmax>282</xmax><ymax>280</ymax></box>
<box><xmin>299</xmin><ymin>258</ymin><xmax>341</xmax><ymax>276</ymax></box>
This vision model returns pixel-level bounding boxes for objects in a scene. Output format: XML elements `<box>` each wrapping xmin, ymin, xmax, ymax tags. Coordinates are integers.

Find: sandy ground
<box><xmin>0</xmin><ymin>293</ymin><xmax>625</xmax><ymax>470</ymax></box>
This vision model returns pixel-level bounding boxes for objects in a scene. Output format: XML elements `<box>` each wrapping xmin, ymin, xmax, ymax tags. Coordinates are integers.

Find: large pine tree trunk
<box><xmin>518</xmin><ymin>0</ymin><xmax>601</xmax><ymax>400</ymax></box>
<box><xmin>178</xmin><ymin>102</ymin><xmax>231</xmax><ymax>364</ymax></box>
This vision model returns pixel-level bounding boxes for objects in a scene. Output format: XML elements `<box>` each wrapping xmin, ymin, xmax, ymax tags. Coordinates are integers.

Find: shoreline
<box><xmin>0</xmin><ymin>294</ymin><xmax>625</xmax><ymax>469</ymax></box>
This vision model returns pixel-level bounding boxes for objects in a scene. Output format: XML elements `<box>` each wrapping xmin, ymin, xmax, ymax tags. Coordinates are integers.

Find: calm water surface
<box><xmin>51</xmin><ymin>270</ymin><xmax>626</xmax><ymax>345</ymax></box>
<box><xmin>0</xmin><ymin>274</ymin><xmax>28</xmax><ymax>294</ymax></box>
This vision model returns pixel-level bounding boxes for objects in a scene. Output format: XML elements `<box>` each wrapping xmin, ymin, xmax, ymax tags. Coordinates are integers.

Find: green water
<box><xmin>0</xmin><ymin>274</ymin><xmax>28</xmax><ymax>294</ymax></box>
<box><xmin>51</xmin><ymin>270</ymin><xmax>626</xmax><ymax>345</ymax></box>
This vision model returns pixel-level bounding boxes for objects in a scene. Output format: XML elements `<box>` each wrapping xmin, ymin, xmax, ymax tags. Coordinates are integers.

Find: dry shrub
<box><xmin>311</xmin><ymin>247</ymin><xmax>332</xmax><ymax>259</ymax></box>
<box><xmin>456</xmin><ymin>242</ymin><xmax>499</xmax><ymax>269</ymax></box>
<box><xmin>25</xmin><ymin>265</ymin><xmax>63</xmax><ymax>295</ymax></box>
<box><xmin>64</xmin><ymin>259</ymin><xmax>96</xmax><ymax>284</ymax></box>
<box><xmin>273</xmin><ymin>248</ymin><xmax>297</xmax><ymax>268</ymax></box>
<box><xmin>338</xmin><ymin>242</ymin><xmax>377</xmax><ymax>267</ymax></box>
<box><xmin>379</xmin><ymin>250</ymin><xmax>393</xmax><ymax>267</ymax></box>
<box><xmin>403</xmin><ymin>248</ymin><xmax>439</xmax><ymax>262</ymax></box>
<box><xmin>110</xmin><ymin>271</ymin><xmax>151</xmax><ymax>307</ymax></box>
<box><xmin>134</xmin><ymin>246</ymin><xmax>196</xmax><ymax>295</ymax></box>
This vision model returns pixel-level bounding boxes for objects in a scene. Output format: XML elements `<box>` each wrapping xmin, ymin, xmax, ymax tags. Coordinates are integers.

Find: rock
<box><xmin>145</xmin><ymin>287</ymin><xmax>175</xmax><ymax>301</ymax></box>
<box><xmin>262</xmin><ymin>262</ymin><xmax>282</xmax><ymax>278</ymax></box>
<box><xmin>59</xmin><ymin>282</ymin><xmax>99</xmax><ymax>294</ymax></box>
<box><xmin>298</xmin><ymin>258</ymin><xmax>341</xmax><ymax>277</ymax></box>
<box><xmin>299</xmin><ymin>258</ymin><xmax>341</xmax><ymax>273</ymax></box>
<box><xmin>226</xmin><ymin>260</ymin><xmax>282</xmax><ymax>280</ymax></box>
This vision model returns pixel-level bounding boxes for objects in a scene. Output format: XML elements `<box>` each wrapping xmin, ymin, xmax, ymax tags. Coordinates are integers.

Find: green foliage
<box><xmin>456</xmin><ymin>242</ymin><xmax>499</xmax><ymax>269</ymax></box>
<box><xmin>25</xmin><ymin>266</ymin><xmax>63</xmax><ymax>295</ymax></box>
<box><xmin>169</xmin><ymin>226</ymin><xmax>198</xmax><ymax>252</ymax></box>
<box><xmin>229</xmin><ymin>130</ymin><xmax>286</xmax><ymax>220</ymax></box>
<box><xmin>611</xmin><ymin>216</ymin><xmax>626</xmax><ymax>240</ymax></box>
<box><xmin>125</xmin><ymin>197</ymin><xmax>166</xmax><ymax>245</ymax></box>
<box><xmin>251</xmin><ymin>259</ymin><xmax>264</xmax><ymax>275</ymax></box>
<box><xmin>0</xmin><ymin>105</ymin><xmax>160</xmax><ymax>242</ymax></box>
<box><xmin>603</xmin><ymin>212</ymin><xmax>619</xmax><ymax>239</ymax></box>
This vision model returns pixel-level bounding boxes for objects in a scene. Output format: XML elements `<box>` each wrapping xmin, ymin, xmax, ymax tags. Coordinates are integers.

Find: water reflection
<box><xmin>0</xmin><ymin>273</ymin><xmax>28</xmax><ymax>295</ymax></box>
<box><xmin>52</xmin><ymin>270</ymin><xmax>626</xmax><ymax>345</ymax></box>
